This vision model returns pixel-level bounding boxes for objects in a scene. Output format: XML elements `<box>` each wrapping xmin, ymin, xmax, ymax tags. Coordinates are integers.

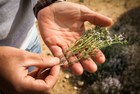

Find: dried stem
<box><xmin>41</xmin><ymin>26</ymin><xmax>127</xmax><ymax>73</ymax></box>
<box><xmin>63</xmin><ymin>26</ymin><xmax>127</xmax><ymax>64</ymax></box>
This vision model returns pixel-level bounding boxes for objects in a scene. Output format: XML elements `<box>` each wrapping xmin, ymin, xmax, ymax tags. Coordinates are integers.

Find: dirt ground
<box><xmin>39</xmin><ymin>0</ymin><xmax>140</xmax><ymax>94</ymax></box>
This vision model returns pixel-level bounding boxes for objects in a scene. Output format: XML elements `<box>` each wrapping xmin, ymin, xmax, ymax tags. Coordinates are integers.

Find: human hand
<box><xmin>37</xmin><ymin>2</ymin><xmax>113</xmax><ymax>75</ymax></box>
<box><xmin>0</xmin><ymin>46</ymin><xmax>60</xmax><ymax>94</ymax></box>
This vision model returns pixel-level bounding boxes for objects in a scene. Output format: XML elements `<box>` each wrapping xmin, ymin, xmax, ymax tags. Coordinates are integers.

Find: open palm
<box><xmin>38</xmin><ymin>2</ymin><xmax>112</xmax><ymax>75</ymax></box>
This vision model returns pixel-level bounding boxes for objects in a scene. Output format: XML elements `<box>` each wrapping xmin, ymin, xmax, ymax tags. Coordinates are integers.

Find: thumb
<box><xmin>23</xmin><ymin>53</ymin><xmax>60</xmax><ymax>68</ymax></box>
<box><xmin>80</xmin><ymin>5</ymin><xmax>113</xmax><ymax>27</ymax></box>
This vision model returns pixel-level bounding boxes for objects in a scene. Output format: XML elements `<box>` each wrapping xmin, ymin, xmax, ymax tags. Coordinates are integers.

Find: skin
<box><xmin>0</xmin><ymin>1</ymin><xmax>113</xmax><ymax>94</ymax></box>
<box><xmin>0</xmin><ymin>46</ymin><xmax>60</xmax><ymax>94</ymax></box>
<box><xmin>37</xmin><ymin>2</ymin><xmax>113</xmax><ymax>75</ymax></box>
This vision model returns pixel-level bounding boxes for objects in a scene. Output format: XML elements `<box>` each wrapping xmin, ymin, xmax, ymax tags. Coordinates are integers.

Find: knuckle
<box><xmin>39</xmin><ymin>54</ymin><xmax>47</xmax><ymax>63</ymax></box>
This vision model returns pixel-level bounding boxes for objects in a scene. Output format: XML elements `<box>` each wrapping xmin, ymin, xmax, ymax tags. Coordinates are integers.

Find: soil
<box><xmin>39</xmin><ymin>0</ymin><xmax>140</xmax><ymax>94</ymax></box>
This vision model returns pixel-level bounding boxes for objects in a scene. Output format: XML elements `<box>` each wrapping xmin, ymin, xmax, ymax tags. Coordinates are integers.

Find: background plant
<box><xmin>80</xmin><ymin>7</ymin><xmax>140</xmax><ymax>94</ymax></box>
<box><xmin>79</xmin><ymin>0</ymin><xmax>84</xmax><ymax>3</ymax></box>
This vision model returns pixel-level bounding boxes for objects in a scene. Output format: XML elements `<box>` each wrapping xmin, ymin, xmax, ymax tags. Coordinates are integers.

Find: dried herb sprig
<box><xmin>63</xmin><ymin>26</ymin><xmax>127</xmax><ymax>64</ymax></box>
<box><xmin>41</xmin><ymin>26</ymin><xmax>127</xmax><ymax>73</ymax></box>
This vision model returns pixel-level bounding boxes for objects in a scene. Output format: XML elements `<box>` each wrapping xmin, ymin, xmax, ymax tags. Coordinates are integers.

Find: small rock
<box><xmin>65</xmin><ymin>74</ymin><xmax>70</xmax><ymax>79</ymax></box>
<box><xmin>73</xmin><ymin>86</ymin><xmax>78</xmax><ymax>90</ymax></box>
<box><xmin>77</xmin><ymin>80</ymin><xmax>84</xmax><ymax>86</ymax></box>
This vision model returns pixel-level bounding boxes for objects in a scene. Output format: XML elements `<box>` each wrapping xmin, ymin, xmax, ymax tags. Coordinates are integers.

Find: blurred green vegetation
<box><xmin>79</xmin><ymin>0</ymin><xmax>84</xmax><ymax>3</ymax></box>
<box><xmin>80</xmin><ymin>6</ymin><xmax>140</xmax><ymax>94</ymax></box>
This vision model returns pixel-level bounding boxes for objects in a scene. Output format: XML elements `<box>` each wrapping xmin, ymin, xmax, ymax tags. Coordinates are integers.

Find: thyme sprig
<box><xmin>42</xmin><ymin>26</ymin><xmax>127</xmax><ymax>73</ymax></box>
<box><xmin>63</xmin><ymin>26</ymin><xmax>127</xmax><ymax>64</ymax></box>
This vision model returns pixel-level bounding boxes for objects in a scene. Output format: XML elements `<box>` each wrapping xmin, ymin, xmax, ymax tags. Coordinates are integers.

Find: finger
<box><xmin>50</xmin><ymin>46</ymin><xmax>68</xmax><ymax>65</ymax></box>
<box><xmin>92</xmin><ymin>49</ymin><xmax>106</xmax><ymax>64</ymax></box>
<box><xmin>50</xmin><ymin>45</ymin><xmax>64</xmax><ymax>57</ymax></box>
<box><xmin>64</xmin><ymin>48</ymin><xmax>84</xmax><ymax>75</ymax></box>
<box><xmin>44</xmin><ymin>65</ymin><xmax>60</xmax><ymax>89</ymax></box>
<box><xmin>70</xmin><ymin>63</ymin><xmax>83</xmax><ymax>75</ymax></box>
<box><xmin>23</xmin><ymin>76</ymin><xmax>51</xmax><ymax>93</ymax></box>
<box><xmin>80</xmin><ymin>5</ymin><xmax>113</xmax><ymax>27</ymax></box>
<box><xmin>80</xmin><ymin>58</ymin><xmax>97</xmax><ymax>73</ymax></box>
<box><xmin>24</xmin><ymin>65</ymin><xmax>60</xmax><ymax>92</ymax></box>
<box><xmin>24</xmin><ymin>53</ymin><xmax>60</xmax><ymax>68</ymax></box>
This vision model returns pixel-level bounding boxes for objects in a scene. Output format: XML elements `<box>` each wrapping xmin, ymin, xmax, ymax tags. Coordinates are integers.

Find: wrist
<box><xmin>34</xmin><ymin>0</ymin><xmax>66</xmax><ymax>18</ymax></box>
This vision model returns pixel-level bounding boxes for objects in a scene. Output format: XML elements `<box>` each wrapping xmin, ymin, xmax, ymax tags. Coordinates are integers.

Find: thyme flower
<box><xmin>63</xmin><ymin>26</ymin><xmax>127</xmax><ymax>64</ymax></box>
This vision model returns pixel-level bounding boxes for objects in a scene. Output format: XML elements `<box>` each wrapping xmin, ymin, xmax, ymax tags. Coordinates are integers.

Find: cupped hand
<box><xmin>0</xmin><ymin>46</ymin><xmax>60</xmax><ymax>94</ymax></box>
<box><xmin>37</xmin><ymin>2</ymin><xmax>113</xmax><ymax>75</ymax></box>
